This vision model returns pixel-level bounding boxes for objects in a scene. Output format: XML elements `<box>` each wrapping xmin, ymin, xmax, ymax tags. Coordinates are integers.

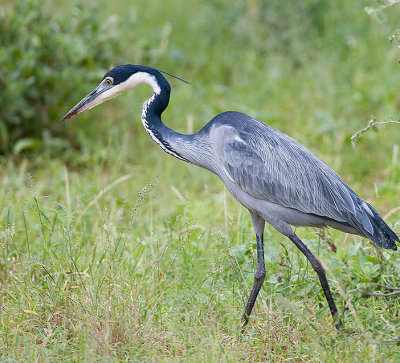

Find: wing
<box><xmin>211</xmin><ymin>117</ymin><xmax>369</xmax><ymax>229</ymax></box>
<box><xmin>207</xmin><ymin>112</ymin><xmax>397</xmax><ymax>250</ymax></box>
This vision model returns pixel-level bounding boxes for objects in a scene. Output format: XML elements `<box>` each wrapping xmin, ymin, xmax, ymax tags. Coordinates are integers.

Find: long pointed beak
<box><xmin>62</xmin><ymin>80</ymin><xmax>121</xmax><ymax>122</ymax></box>
<box><xmin>61</xmin><ymin>85</ymin><xmax>103</xmax><ymax>122</ymax></box>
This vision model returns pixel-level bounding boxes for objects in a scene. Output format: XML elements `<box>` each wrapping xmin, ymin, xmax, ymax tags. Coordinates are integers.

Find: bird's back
<box><xmin>204</xmin><ymin>111</ymin><xmax>398</xmax><ymax>250</ymax></box>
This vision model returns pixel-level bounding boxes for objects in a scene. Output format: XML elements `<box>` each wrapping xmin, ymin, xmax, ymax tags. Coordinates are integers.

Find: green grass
<box><xmin>1</xmin><ymin>0</ymin><xmax>400</xmax><ymax>360</ymax></box>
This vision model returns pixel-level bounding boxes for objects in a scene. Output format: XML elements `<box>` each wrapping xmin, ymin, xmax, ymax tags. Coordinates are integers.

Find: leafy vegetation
<box><xmin>1</xmin><ymin>0</ymin><xmax>400</xmax><ymax>361</ymax></box>
<box><xmin>0</xmin><ymin>0</ymin><xmax>123</xmax><ymax>154</ymax></box>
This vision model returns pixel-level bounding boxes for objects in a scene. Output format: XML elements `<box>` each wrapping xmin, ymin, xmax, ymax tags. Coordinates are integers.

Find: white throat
<box><xmin>118</xmin><ymin>72</ymin><xmax>161</xmax><ymax>94</ymax></box>
<box><xmin>90</xmin><ymin>72</ymin><xmax>162</xmax><ymax>108</ymax></box>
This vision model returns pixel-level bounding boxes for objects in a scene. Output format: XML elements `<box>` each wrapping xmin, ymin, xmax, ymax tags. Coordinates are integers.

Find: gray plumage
<box><xmin>200</xmin><ymin>111</ymin><xmax>398</xmax><ymax>250</ymax></box>
<box><xmin>62</xmin><ymin>64</ymin><xmax>399</xmax><ymax>331</ymax></box>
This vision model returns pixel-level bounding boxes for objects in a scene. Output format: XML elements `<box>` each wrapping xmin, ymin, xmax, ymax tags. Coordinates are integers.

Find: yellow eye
<box><xmin>105</xmin><ymin>78</ymin><xmax>113</xmax><ymax>85</ymax></box>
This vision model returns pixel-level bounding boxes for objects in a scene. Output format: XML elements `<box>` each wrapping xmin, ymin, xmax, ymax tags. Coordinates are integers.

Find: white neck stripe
<box><xmin>141</xmin><ymin>95</ymin><xmax>185</xmax><ymax>160</ymax></box>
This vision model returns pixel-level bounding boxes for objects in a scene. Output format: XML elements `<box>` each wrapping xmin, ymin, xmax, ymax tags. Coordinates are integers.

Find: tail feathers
<box><xmin>351</xmin><ymin>202</ymin><xmax>399</xmax><ymax>250</ymax></box>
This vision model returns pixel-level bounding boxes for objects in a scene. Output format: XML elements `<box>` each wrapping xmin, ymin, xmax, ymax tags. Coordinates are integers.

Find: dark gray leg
<box><xmin>289</xmin><ymin>234</ymin><xmax>342</xmax><ymax>329</ymax></box>
<box><xmin>241</xmin><ymin>233</ymin><xmax>266</xmax><ymax>331</ymax></box>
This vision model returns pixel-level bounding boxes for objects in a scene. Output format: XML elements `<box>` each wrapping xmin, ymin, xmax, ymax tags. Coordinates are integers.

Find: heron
<box><xmin>62</xmin><ymin>64</ymin><xmax>399</xmax><ymax>331</ymax></box>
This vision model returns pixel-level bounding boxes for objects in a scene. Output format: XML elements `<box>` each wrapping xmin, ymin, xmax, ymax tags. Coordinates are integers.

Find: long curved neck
<box><xmin>141</xmin><ymin>82</ymin><xmax>188</xmax><ymax>161</ymax></box>
<box><xmin>138</xmin><ymin>70</ymin><xmax>215</xmax><ymax>170</ymax></box>
<box><xmin>140</xmin><ymin>72</ymin><xmax>212</xmax><ymax>166</ymax></box>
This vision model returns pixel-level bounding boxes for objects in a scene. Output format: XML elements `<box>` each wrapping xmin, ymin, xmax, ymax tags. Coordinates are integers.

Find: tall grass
<box><xmin>1</xmin><ymin>0</ymin><xmax>400</xmax><ymax>360</ymax></box>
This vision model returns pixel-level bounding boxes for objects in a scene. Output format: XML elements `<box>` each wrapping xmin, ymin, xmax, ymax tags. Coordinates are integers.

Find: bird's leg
<box><xmin>288</xmin><ymin>234</ymin><xmax>342</xmax><ymax>329</ymax></box>
<box><xmin>241</xmin><ymin>233</ymin><xmax>266</xmax><ymax>332</ymax></box>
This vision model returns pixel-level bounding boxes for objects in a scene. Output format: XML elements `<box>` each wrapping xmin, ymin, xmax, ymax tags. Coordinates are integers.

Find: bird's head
<box><xmin>62</xmin><ymin>65</ymin><xmax>189</xmax><ymax>121</ymax></box>
<box><xmin>62</xmin><ymin>65</ymin><xmax>163</xmax><ymax>121</ymax></box>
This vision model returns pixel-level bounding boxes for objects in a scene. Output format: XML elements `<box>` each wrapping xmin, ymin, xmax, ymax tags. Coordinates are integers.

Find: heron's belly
<box><xmin>223</xmin><ymin>179</ymin><xmax>358</xmax><ymax>236</ymax></box>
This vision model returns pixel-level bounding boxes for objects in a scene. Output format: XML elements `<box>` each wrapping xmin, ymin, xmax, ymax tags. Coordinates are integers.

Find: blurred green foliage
<box><xmin>0</xmin><ymin>0</ymin><xmax>122</xmax><ymax>154</ymax></box>
<box><xmin>0</xmin><ymin>0</ymin><xmax>400</xmax><ymax>359</ymax></box>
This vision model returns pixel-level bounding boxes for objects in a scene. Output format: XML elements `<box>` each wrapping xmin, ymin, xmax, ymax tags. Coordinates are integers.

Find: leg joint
<box><xmin>255</xmin><ymin>267</ymin><xmax>266</xmax><ymax>280</ymax></box>
<box><xmin>309</xmin><ymin>257</ymin><xmax>324</xmax><ymax>275</ymax></box>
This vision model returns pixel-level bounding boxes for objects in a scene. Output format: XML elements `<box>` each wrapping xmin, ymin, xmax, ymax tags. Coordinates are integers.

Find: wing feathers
<box><xmin>211</xmin><ymin>117</ymin><xmax>398</xmax><ymax>249</ymax></box>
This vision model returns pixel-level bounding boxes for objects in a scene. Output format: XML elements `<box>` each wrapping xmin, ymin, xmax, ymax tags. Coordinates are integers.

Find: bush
<box><xmin>0</xmin><ymin>0</ymin><xmax>123</xmax><ymax>154</ymax></box>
